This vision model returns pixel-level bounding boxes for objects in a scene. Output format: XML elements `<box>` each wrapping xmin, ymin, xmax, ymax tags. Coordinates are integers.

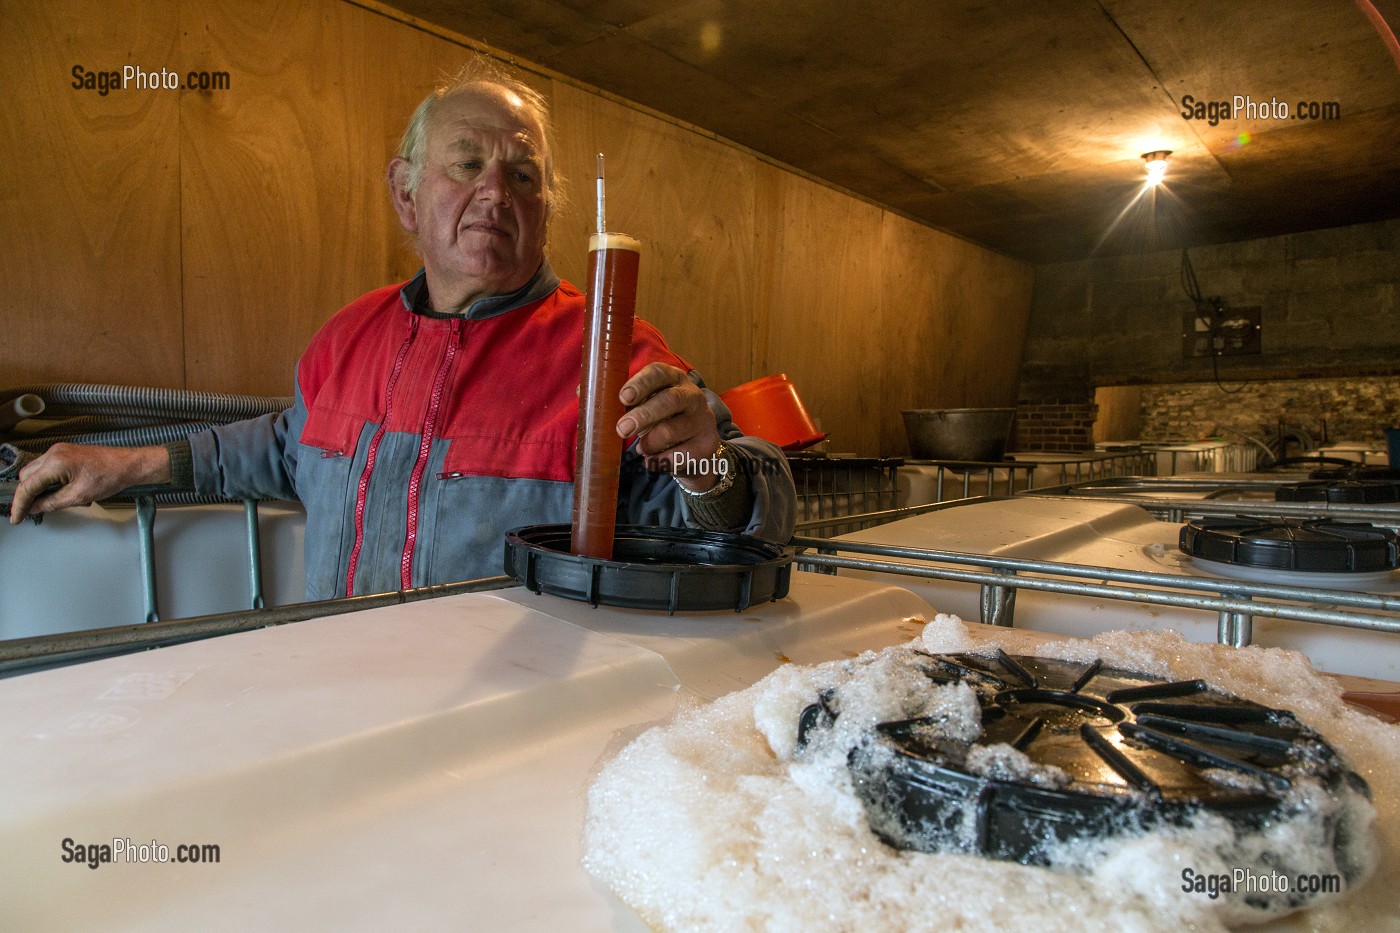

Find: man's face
<box><xmin>390</xmin><ymin>86</ymin><xmax>550</xmax><ymax>312</ymax></box>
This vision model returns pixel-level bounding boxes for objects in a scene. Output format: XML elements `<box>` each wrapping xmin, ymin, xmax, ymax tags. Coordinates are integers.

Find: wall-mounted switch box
<box><xmin>1183</xmin><ymin>306</ymin><xmax>1261</xmax><ymax>358</ymax></box>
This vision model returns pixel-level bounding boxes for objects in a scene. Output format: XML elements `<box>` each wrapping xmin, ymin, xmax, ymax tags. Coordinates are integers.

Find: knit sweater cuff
<box><xmin>682</xmin><ymin>465</ymin><xmax>753</xmax><ymax>531</ymax></box>
<box><xmin>164</xmin><ymin>439</ymin><xmax>195</xmax><ymax>491</ymax></box>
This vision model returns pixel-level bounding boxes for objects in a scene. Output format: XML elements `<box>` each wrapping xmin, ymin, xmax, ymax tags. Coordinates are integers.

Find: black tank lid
<box><xmin>1179</xmin><ymin>516</ymin><xmax>1400</xmax><ymax>573</ymax></box>
<box><xmin>1308</xmin><ymin>466</ymin><xmax>1400</xmax><ymax>482</ymax></box>
<box><xmin>1275</xmin><ymin>478</ymin><xmax>1400</xmax><ymax>504</ymax></box>
<box><xmin>796</xmin><ymin>651</ymin><xmax>1371</xmax><ymax>896</ymax></box>
<box><xmin>503</xmin><ymin>523</ymin><xmax>791</xmax><ymax>612</ymax></box>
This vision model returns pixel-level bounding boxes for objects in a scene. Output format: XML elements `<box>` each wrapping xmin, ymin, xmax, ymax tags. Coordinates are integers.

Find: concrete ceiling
<box><xmin>383</xmin><ymin>0</ymin><xmax>1400</xmax><ymax>263</ymax></box>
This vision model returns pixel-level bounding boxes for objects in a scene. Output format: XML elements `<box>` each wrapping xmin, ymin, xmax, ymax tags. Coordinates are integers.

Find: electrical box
<box><xmin>1183</xmin><ymin>306</ymin><xmax>1261</xmax><ymax>358</ymax></box>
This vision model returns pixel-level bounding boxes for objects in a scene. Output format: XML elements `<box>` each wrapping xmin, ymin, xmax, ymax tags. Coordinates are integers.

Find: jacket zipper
<box><xmin>400</xmin><ymin>318</ymin><xmax>462</xmax><ymax>589</ymax></box>
<box><xmin>345</xmin><ymin>316</ymin><xmax>419</xmax><ymax>597</ymax></box>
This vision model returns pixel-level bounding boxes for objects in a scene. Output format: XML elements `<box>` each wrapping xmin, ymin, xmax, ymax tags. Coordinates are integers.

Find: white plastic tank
<box><xmin>0</xmin><ymin>500</ymin><xmax>306</xmax><ymax>639</ymax></box>
<box><xmin>832</xmin><ymin>497</ymin><xmax>1400</xmax><ymax>681</ymax></box>
<box><xmin>0</xmin><ymin>573</ymin><xmax>936</xmax><ymax>930</ymax></box>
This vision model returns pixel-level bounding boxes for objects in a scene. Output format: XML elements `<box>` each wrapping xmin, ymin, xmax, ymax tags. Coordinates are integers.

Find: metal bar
<box><xmin>793</xmin><ymin>497</ymin><xmax>991</xmax><ymax>535</ymax></box>
<box><xmin>979</xmin><ymin>570</ymin><xmax>1017</xmax><ymax>627</ymax></box>
<box><xmin>1020</xmin><ymin>491</ymin><xmax>1400</xmax><ymax>531</ymax></box>
<box><xmin>789</xmin><ymin>535</ymin><xmax>1400</xmax><ymax>615</ymax></box>
<box><xmin>135</xmin><ymin>495</ymin><xmax>158</xmax><ymax>623</ymax></box>
<box><xmin>1</xmin><ymin>480</ymin><xmax>284</xmax><ymax>515</ymax></box>
<box><xmin>243</xmin><ymin>498</ymin><xmax>265</xmax><ymax>610</ymax></box>
<box><xmin>1235</xmin><ymin>610</ymin><xmax>1253</xmax><ymax>645</ymax></box>
<box><xmin>0</xmin><ymin>575</ymin><xmax>518</xmax><ymax>672</ymax></box>
<box><xmin>1216</xmin><ymin>609</ymin><xmax>1233</xmax><ymax>645</ymax></box>
<box><xmin>843</xmin><ymin>461</ymin><xmax>855</xmax><ymax>529</ymax></box>
<box><xmin>794</xmin><ymin>551</ymin><xmax>1400</xmax><ymax>635</ymax></box>
<box><xmin>1157</xmin><ymin>498</ymin><xmax>1400</xmax><ymax>523</ymax></box>
<box><xmin>818</xmin><ymin>465</ymin><xmax>828</xmax><ymax>524</ymax></box>
<box><xmin>1222</xmin><ymin>596</ymin><xmax>1253</xmax><ymax>647</ymax></box>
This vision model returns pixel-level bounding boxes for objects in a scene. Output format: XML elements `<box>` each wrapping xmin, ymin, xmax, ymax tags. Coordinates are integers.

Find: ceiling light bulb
<box><xmin>1142</xmin><ymin>150</ymin><xmax>1171</xmax><ymax>186</ymax></box>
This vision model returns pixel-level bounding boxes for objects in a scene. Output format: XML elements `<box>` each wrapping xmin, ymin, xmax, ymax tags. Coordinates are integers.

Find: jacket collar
<box><xmin>399</xmin><ymin>260</ymin><xmax>562</xmax><ymax>321</ymax></box>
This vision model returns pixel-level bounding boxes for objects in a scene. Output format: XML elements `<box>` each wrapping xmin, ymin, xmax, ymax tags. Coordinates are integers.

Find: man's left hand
<box><xmin>616</xmin><ymin>362</ymin><xmax>724</xmax><ymax>493</ymax></box>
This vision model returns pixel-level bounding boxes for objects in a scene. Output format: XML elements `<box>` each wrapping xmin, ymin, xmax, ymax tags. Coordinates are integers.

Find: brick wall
<box><xmin>1014</xmin><ymin>393</ymin><xmax>1098</xmax><ymax>451</ymax></box>
<box><xmin>1139</xmin><ymin>375</ymin><xmax>1400</xmax><ymax>446</ymax></box>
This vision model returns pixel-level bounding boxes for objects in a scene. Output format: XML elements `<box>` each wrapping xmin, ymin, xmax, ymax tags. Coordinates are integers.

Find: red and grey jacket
<box><xmin>189</xmin><ymin>262</ymin><xmax>795</xmax><ymax>599</ymax></box>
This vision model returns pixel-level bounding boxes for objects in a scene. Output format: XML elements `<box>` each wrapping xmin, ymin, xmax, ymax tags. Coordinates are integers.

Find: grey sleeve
<box><xmin>0</xmin><ymin>443</ymin><xmax>34</xmax><ymax>481</ymax></box>
<box><xmin>186</xmin><ymin>384</ymin><xmax>309</xmax><ymax>502</ymax></box>
<box><xmin>705</xmin><ymin>434</ymin><xmax>796</xmax><ymax>542</ymax></box>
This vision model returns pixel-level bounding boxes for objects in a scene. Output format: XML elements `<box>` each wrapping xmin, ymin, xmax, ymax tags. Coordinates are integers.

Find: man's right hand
<box><xmin>8</xmin><ymin>443</ymin><xmax>172</xmax><ymax>524</ymax></box>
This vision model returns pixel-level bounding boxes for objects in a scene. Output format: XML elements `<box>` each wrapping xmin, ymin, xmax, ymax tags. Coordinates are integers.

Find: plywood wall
<box><xmin>1</xmin><ymin>1</ymin><xmax>184</xmax><ymax>388</ymax></box>
<box><xmin>0</xmin><ymin>0</ymin><xmax>1034</xmax><ymax>455</ymax></box>
<box><xmin>550</xmin><ymin>82</ymin><xmax>759</xmax><ymax>397</ymax></box>
<box><xmin>1094</xmin><ymin>385</ymin><xmax>1145</xmax><ymax>443</ymax></box>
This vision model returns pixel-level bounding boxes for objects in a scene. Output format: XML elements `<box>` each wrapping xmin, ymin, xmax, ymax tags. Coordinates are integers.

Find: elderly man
<box><xmin>9</xmin><ymin>63</ymin><xmax>795</xmax><ymax>599</ymax></box>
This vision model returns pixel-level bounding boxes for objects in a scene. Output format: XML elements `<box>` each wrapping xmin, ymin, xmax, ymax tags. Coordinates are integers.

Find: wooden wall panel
<box><xmin>877</xmin><ymin>217</ymin><xmax>955</xmax><ymax>457</ymax></box>
<box><xmin>1093</xmin><ymin>384</ymin><xmax>1143</xmax><ymax>443</ymax></box>
<box><xmin>0</xmin><ymin>0</ymin><xmax>183</xmax><ymax>388</ymax></box>
<box><xmin>549</xmin><ymin>82</ymin><xmax>757</xmax><ymax>396</ymax></box>
<box><xmin>179</xmin><ymin>0</ymin><xmax>555</xmax><ymax>395</ymax></box>
<box><xmin>3</xmin><ymin>0</ymin><xmax>1035</xmax><ymax>457</ymax></box>
<box><xmin>179</xmin><ymin>1</ymin><xmax>410</xmax><ymax>395</ymax></box>
<box><xmin>937</xmin><ymin>237</ymin><xmax>1035</xmax><ymax>412</ymax></box>
<box><xmin>878</xmin><ymin>214</ymin><xmax>1035</xmax><ymax>455</ymax></box>
<box><xmin>754</xmin><ymin>165</ymin><xmax>885</xmax><ymax>455</ymax></box>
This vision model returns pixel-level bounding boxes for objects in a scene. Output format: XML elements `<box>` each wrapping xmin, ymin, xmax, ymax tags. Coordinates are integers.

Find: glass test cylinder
<box><xmin>571</xmin><ymin>232</ymin><xmax>641</xmax><ymax>559</ymax></box>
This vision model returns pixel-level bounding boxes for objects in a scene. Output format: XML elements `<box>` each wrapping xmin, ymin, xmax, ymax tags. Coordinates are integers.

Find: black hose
<box><xmin>10</xmin><ymin>414</ymin><xmax>176</xmax><ymax>437</ymax></box>
<box><xmin>0</xmin><ymin>383</ymin><xmax>291</xmax><ymax>422</ymax></box>
<box><xmin>0</xmin><ymin>394</ymin><xmax>44</xmax><ymax>432</ymax></box>
<box><xmin>10</xmin><ymin>421</ymin><xmax>220</xmax><ymax>453</ymax></box>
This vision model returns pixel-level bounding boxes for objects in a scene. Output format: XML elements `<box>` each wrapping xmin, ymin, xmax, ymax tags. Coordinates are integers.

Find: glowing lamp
<box><xmin>1142</xmin><ymin>150</ymin><xmax>1171</xmax><ymax>186</ymax></box>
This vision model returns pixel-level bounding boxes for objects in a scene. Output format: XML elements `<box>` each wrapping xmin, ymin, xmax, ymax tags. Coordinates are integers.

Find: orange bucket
<box><xmin>719</xmin><ymin>374</ymin><xmax>826</xmax><ymax>451</ymax></box>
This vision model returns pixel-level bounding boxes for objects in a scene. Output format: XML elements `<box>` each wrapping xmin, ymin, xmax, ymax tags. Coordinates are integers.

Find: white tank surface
<box><xmin>0</xmin><ymin>572</ymin><xmax>933</xmax><ymax>932</ymax></box>
<box><xmin>1316</xmin><ymin>441</ymin><xmax>1388</xmax><ymax>465</ymax></box>
<box><xmin>898</xmin><ymin>462</ymin><xmax>1021</xmax><ymax>506</ymax></box>
<box><xmin>832</xmin><ymin>497</ymin><xmax>1400</xmax><ymax>681</ymax></box>
<box><xmin>0</xmin><ymin>500</ymin><xmax>307</xmax><ymax>639</ymax></box>
<box><xmin>1147</xmin><ymin>439</ymin><xmax>1257</xmax><ymax>474</ymax></box>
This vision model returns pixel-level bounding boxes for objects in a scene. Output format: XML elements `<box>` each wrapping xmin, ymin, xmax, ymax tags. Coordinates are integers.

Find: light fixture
<box><xmin>1141</xmin><ymin>150</ymin><xmax>1171</xmax><ymax>186</ymax></box>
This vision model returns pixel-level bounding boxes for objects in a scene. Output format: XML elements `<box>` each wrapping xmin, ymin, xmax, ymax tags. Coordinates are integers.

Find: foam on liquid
<box><xmin>583</xmin><ymin>615</ymin><xmax>1398</xmax><ymax>932</ymax></box>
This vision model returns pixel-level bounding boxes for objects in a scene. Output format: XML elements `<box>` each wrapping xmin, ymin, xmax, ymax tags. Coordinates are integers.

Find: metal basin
<box><xmin>902</xmin><ymin>408</ymin><xmax>1015</xmax><ymax>461</ymax></box>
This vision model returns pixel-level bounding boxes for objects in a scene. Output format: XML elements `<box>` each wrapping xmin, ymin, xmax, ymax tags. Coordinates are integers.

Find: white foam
<box><xmin>966</xmin><ymin>742</ymin><xmax>1072</xmax><ymax>789</ymax></box>
<box><xmin>583</xmin><ymin>620</ymin><xmax>1397</xmax><ymax>932</ymax></box>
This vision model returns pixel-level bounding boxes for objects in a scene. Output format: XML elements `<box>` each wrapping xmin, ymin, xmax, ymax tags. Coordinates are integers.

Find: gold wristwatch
<box><xmin>676</xmin><ymin>440</ymin><xmax>738</xmax><ymax>501</ymax></box>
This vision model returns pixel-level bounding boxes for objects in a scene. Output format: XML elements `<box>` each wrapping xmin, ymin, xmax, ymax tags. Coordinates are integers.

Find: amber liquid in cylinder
<box><xmin>571</xmin><ymin>233</ymin><xmax>641</xmax><ymax>559</ymax></box>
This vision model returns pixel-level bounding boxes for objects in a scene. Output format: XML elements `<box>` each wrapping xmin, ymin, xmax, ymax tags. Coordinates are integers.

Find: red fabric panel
<box><xmin>295</xmin><ymin>279</ymin><xmax>691</xmax><ymax>482</ymax></box>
